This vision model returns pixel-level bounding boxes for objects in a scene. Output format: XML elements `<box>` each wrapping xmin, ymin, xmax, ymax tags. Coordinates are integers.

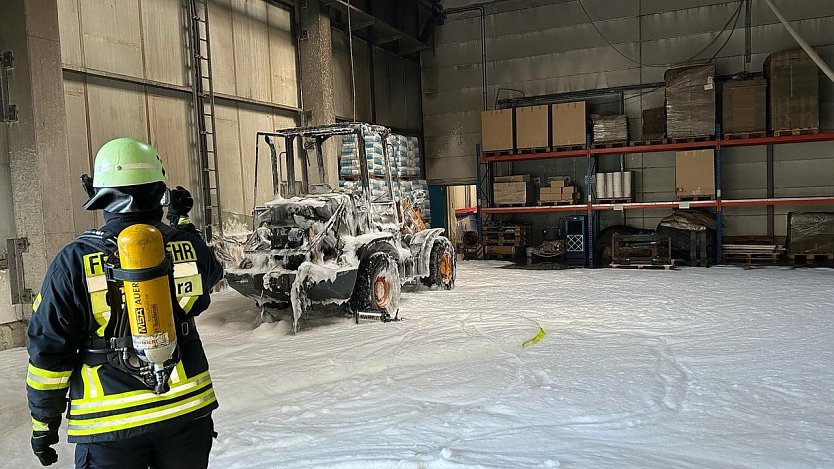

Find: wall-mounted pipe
<box><xmin>762</xmin><ymin>0</ymin><xmax>834</xmax><ymax>84</ymax></box>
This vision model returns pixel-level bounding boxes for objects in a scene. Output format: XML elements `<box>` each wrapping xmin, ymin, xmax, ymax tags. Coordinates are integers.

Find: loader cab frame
<box><xmin>253</xmin><ymin>123</ymin><xmax>402</xmax><ymax>234</ymax></box>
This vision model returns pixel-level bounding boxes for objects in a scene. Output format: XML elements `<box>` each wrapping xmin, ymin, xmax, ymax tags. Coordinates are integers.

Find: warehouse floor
<box><xmin>1</xmin><ymin>262</ymin><xmax>833</xmax><ymax>468</ymax></box>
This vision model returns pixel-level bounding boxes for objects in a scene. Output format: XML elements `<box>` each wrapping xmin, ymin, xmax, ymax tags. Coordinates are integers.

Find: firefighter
<box><xmin>26</xmin><ymin>137</ymin><xmax>224</xmax><ymax>468</ymax></box>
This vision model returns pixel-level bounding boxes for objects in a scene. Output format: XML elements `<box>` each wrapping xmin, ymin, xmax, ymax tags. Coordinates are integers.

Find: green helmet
<box><xmin>92</xmin><ymin>138</ymin><xmax>168</xmax><ymax>188</ymax></box>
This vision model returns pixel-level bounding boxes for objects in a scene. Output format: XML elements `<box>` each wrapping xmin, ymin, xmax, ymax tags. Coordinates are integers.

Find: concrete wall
<box><xmin>422</xmin><ymin>0</ymin><xmax>834</xmax><ymax>240</ymax></box>
<box><xmin>56</xmin><ymin>0</ymin><xmax>300</xmax><ymax>233</ymax></box>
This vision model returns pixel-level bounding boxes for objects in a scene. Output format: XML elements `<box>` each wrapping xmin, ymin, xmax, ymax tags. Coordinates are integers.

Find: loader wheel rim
<box><xmin>374</xmin><ymin>275</ymin><xmax>391</xmax><ymax>308</ymax></box>
<box><xmin>439</xmin><ymin>252</ymin><xmax>453</xmax><ymax>281</ymax></box>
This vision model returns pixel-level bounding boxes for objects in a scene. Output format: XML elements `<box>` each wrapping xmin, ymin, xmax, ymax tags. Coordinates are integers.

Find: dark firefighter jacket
<box><xmin>26</xmin><ymin>211</ymin><xmax>224</xmax><ymax>443</ymax></box>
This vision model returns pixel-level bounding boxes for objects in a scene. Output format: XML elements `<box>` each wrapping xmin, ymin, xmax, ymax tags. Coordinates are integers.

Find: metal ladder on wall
<box><xmin>185</xmin><ymin>0</ymin><xmax>222</xmax><ymax>240</ymax></box>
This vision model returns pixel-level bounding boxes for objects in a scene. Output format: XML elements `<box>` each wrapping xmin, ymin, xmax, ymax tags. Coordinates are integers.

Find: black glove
<box><xmin>167</xmin><ymin>186</ymin><xmax>194</xmax><ymax>226</ymax></box>
<box><xmin>31</xmin><ymin>417</ymin><xmax>60</xmax><ymax>466</ymax></box>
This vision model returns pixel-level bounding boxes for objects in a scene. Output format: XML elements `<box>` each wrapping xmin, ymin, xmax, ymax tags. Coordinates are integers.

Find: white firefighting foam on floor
<box><xmin>1</xmin><ymin>262</ymin><xmax>834</xmax><ymax>468</ymax></box>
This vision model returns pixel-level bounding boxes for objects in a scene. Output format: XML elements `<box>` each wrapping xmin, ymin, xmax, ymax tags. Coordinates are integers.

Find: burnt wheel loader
<box><xmin>224</xmin><ymin>123</ymin><xmax>455</xmax><ymax>331</ymax></box>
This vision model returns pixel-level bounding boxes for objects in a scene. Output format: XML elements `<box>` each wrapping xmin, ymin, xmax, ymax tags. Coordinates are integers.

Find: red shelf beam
<box><xmin>481</xmin><ymin>197</ymin><xmax>834</xmax><ymax>214</ymax></box>
<box><xmin>480</xmin><ymin>148</ymin><xmax>587</xmax><ymax>162</ymax></box>
<box><xmin>593</xmin><ymin>200</ymin><xmax>719</xmax><ymax>211</ymax></box>
<box><xmin>481</xmin><ymin>204</ymin><xmax>589</xmax><ymax>214</ymax></box>
<box><xmin>478</xmin><ymin>131</ymin><xmax>834</xmax><ymax>163</ymax></box>
<box><xmin>720</xmin><ymin>197</ymin><xmax>834</xmax><ymax>207</ymax></box>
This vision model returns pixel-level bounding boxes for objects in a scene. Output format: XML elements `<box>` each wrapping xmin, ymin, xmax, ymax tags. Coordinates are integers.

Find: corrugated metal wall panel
<box><xmin>57</xmin><ymin>0</ymin><xmax>83</xmax><ymax>67</ymax></box>
<box><xmin>268</xmin><ymin>5</ymin><xmax>299</xmax><ymax>108</ymax></box>
<box><xmin>79</xmin><ymin>0</ymin><xmax>144</xmax><ymax>76</ymax></box>
<box><xmin>63</xmin><ymin>80</ymin><xmax>95</xmax><ymax>232</ymax></box>
<box><xmin>141</xmin><ymin>0</ymin><xmax>187</xmax><ymax>86</ymax></box>
<box><xmin>332</xmin><ymin>31</ymin><xmax>373</xmax><ymax>122</ymax></box>
<box><xmin>208</xmin><ymin>0</ymin><xmax>239</xmax><ymax>96</ymax></box>
<box><xmin>231</xmin><ymin>0</ymin><xmax>272</xmax><ymax>103</ymax></box>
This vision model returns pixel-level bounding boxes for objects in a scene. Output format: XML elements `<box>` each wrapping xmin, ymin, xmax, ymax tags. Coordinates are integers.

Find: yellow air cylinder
<box><xmin>118</xmin><ymin>224</ymin><xmax>177</xmax><ymax>367</ymax></box>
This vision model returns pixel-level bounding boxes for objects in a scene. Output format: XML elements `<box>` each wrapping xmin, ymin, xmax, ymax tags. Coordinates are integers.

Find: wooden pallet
<box><xmin>723</xmin><ymin>131</ymin><xmax>766</xmax><ymax>140</ymax></box>
<box><xmin>772</xmin><ymin>128</ymin><xmax>819</xmax><ymax>137</ymax></box>
<box><xmin>485</xmin><ymin>245</ymin><xmax>524</xmax><ymax>257</ymax></box>
<box><xmin>517</xmin><ymin>147</ymin><xmax>550</xmax><ymax>154</ymax></box>
<box><xmin>676</xmin><ymin>194</ymin><xmax>715</xmax><ymax>202</ymax></box>
<box><xmin>552</xmin><ymin>144</ymin><xmax>586</xmax><ymax>152</ymax></box>
<box><xmin>722</xmin><ymin>252</ymin><xmax>783</xmax><ymax>264</ymax></box>
<box><xmin>494</xmin><ymin>203</ymin><xmax>527</xmax><ymax>207</ymax></box>
<box><xmin>592</xmin><ymin>141</ymin><xmax>628</xmax><ymax>149</ymax></box>
<box><xmin>596</xmin><ymin>197</ymin><xmax>632</xmax><ymax>204</ymax></box>
<box><xmin>631</xmin><ymin>138</ymin><xmax>668</xmax><ymax>146</ymax></box>
<box><xmin>482</xmin><ymin>149</ymin><xmax>513</xmax><ymax>157</ymax></box>
<box><xmin>788</xmin><ymin>253</ymin><xmax>834</xmax><ymax>264</ymax></box>
<box><xmin>610</xmin><ymin>263</ymin><xmax>676</xmax><ymax>270</ymax></box>
<box><xmin>668</xmin><ymin>135</ymin><xmax>715</xmax><ymax>143</ymax></box>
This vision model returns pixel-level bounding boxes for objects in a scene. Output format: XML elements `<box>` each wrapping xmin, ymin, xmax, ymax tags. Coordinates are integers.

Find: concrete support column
<box><xmin>0</xmin><ymin>0</ymin><xmax>70</xmax><ymax>349</ymax></box>
<box><xmin>298</xmin><ymin>0</ymin><xmax>338</xmax><ymax>188</ymax></box>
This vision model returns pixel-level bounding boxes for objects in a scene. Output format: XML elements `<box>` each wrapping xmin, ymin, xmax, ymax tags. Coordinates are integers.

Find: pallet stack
<box><xmin>722</xmin><ymin>240</ymin><xmax>784</xmax><ymax>266</ymax></box>
<box><xmin>539</xmin><ymin>177</ymin><xmax>580</xmax><ymax>205</ymax></box>
<box><xmin>786</xmin><ymin>212</ymin><xmax>834</xmax><ymax>265</ymax></box>
<box><xmin>483</xmin><ymin>223</ymin><xmax>532</xmax><ymax>259</ymax></box>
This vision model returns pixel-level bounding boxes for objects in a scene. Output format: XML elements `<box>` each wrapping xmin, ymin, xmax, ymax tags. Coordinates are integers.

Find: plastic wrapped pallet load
<box><xmin>612</xmin><ymin>172</ymin><xmax>624</xmax><ymax>198</ymax></box>
<box><xmin>604</xmin><ymin>173</ymin><xmax>615</xmax><ymax>199</ymax></box>
<box><xmin>665</xmin><ymin>64</ymin><xmax>716</xmax><ymax>139</ymax></box>
<box><xmin>595</xmin><ymin>173</ymin><xmax>607</xmax><ymax>199</ymax></box>
<box><xmin>592</xmin><ymin>114</ymin><xmax>629</xmax><ymax>144</ymax></box>
<box><xmin>623</xmin><ymin>172</ymin><xmax>633</xmax><ymax>199</ymax></box>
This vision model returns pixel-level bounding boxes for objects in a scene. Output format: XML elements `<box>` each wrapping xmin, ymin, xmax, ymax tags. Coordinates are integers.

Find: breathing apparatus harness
<box><xmin>77</xmin><ymin>225</ymin><xmax>189</xmax><ymax>395</ymax></box>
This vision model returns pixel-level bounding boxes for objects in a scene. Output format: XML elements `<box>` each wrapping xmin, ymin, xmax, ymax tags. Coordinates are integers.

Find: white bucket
<box><xmin>595</xmin><ymin>173</ymin><xmax>607</xmax><ymax>199</ymax></box>
<box><xmin>612</xmin><ymin>171</ymin><xmax>624</xmax><ymax>198</ymax></box>
<box><xmin>605</xmin><ymin>172</ymin><xmax>615</xmax><ymax>199</ymax></box>
<box><xmin>623</xmin><ymin>171</ymin><xmax>633</xmax><ymax>199</ymax></box>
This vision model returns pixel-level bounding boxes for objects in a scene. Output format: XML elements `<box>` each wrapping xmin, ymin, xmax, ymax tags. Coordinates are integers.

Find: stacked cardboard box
<box><xmin>592</xmin><ymin>114</ymin><xmax>628</xmax><ymax>144</ymax></box>
<box><xmin>665</xmin><ymin>64</ymin><xmax>716</xmax><ymax>139</ymax></box>
<box><xmin>675</xmin><ymin>149</ymin><xmax>715</xmax><ymax>199</ymax></box>
<box><xmin>551</xmin><ymin>101</ymin><xmax>587</xmax><ymax>147</ymax></box>
<box><xmin>539</xmin><ymin>177</ymin><xmax>580</xmax><ymax>204</ymax></box>
<box><xmin>641</xmin><ymin>108</ymin><xmax>666</xmax><ymax>141</ymax></box>
<box><xmin>765</xmin><ymin>49</ymin><xmax>819</xmax><ymax>133</ymax></box>
<box><xmin>722</xmin><ymin>79</ymin><xmax>766</xmax><ymax>135</ymax></box>
<box><xmin>515</xmin><ymin>105</ymin><xmax>549</xmax><ymax>150</ymax></box>
<box><xmin>494</xmin><ymin>175</ymin><xmax>532</xmax><ymax>206</ymax></box>
<box><xmin>481</xmin><ymin>109</ymin><xmax>514</xmax><ymax>152</ymax></box>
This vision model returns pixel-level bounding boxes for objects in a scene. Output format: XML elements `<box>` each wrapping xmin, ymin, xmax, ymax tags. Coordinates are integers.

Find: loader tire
<box><xmin>422</xmin><ymin>238</ymin><xmax>456</xmax><ymax>290</ymax></box>
<box><xmin>350</xmin><ymin>252</ymin><xmax>401</xmax><ymax>320</ymax></box>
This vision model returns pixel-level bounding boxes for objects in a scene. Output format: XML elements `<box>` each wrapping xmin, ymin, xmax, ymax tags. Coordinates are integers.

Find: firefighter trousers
<box><xmin>74</xmin><ymin>414</ymin><xmax>215</xmax><ymax>469</ymax></box>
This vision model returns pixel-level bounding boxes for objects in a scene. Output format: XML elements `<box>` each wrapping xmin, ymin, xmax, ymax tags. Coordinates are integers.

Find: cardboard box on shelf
<box><xmin>494</xmin><ymin>181</ymin><xmax>532</xmax><ymax>205</ymax></box>
<box><xmin>551</xmin><ymin>101</ymin><xmax>587</xmax><ymax>147</ymax></box>
<box><xmin>675</xmin><ymin>149</ymin><xmax>715</xmax><ymax>197</ymax></box>
<box><xmin>481</xmin><ymin>109</ymin><xmax>514</xmax><ymax>152</ymax></box>
<box><xmin>765</xmin><ymin>49</ymin><xmax>819</xmax><ymax>132</ymax></box>
<box><xmin>516</xmin><ymin>105</ymin><xmax>549</xmax><ymax>150</ymax></box>
<box><xmin>550</xmin><ymin>179</ymin><xmax>566</xmax><ymax>188</ymax></box>
<box><xmin>722</xmin><ymin>79</ymin><xmax>766</xmax><ymax>135</ymax></box>
<box><xmin>562</xmin><ymin>186</ymin><xmax>576</xmax><ymax>196</ymax></box>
